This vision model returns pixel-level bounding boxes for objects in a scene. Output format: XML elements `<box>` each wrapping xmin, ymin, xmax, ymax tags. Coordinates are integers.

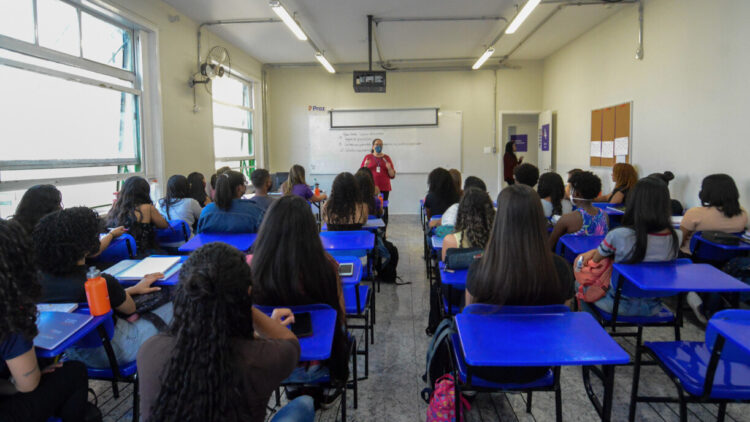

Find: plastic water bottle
<box><xmin>85</xmin><ymin>267</ymin><xmax>111</xmax><ymax>316</ymax></box>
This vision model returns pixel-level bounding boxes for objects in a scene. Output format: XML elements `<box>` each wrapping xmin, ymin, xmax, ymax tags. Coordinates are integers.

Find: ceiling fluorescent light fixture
<box><xmin>315</xmin><ymin>52</ymin><xmax>336</xmax><ymax>73</ymax></box>
<box><xmin>472</xmin><ymin>48</ymin><xmax>495</xmax><ymax>70</ymax></box>
<box><xmin>269</xmin><ymin>1</ymin><xmax>307</xmax><ymax>40</ymax></box>
<box><xmin>505</xmin><ymin>0</ymin><xmax>541</xmax><ymax>34</ymax></box>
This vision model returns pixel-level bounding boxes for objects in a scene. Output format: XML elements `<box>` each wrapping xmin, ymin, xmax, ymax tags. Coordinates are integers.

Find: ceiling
<box><xmin>163</xmin><ymin>0</ymin><xmax>632</xmax><ymax>68</ymax></box>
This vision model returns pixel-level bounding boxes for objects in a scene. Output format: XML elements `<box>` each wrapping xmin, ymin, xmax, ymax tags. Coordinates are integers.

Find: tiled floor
<box><xmin>95</xmin><ymin>215</ymin><xmax>747</xmax><ymax>421</ymax></box>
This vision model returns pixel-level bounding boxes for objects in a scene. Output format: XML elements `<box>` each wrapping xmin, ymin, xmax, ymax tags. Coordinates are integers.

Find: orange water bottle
<box><xmin>314</xmin><ymin>178</ymin><xmax>320</xmax><ymax>196</ymax></box>
<box><xmin>85</xmin><ymin>267</ymin><xmax>111</xmax><ymax>316</ymax></box>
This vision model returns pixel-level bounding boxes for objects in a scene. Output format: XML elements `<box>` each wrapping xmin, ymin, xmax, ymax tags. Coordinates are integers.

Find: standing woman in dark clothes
<box><xmin>503</xmin><ymin>140</ymin><xmax>523</xmax><ymax>186</ymax></box>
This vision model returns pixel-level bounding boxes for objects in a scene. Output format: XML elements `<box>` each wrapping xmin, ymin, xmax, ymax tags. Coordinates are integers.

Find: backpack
<box><xmin>421</xmin><ymin>319</ymin><xmax>470</xmax><ymax>421</ymax></box>
<box><xmin>573</xmin><ymin>254</ymin><xmax>613</xmax><ymax>305</ymax></box>
<box><xmin>375</xmin><ymin>236</ymin><xmax>402</xmax><ymax>284</ymax></box>
<box><xmin>444</xmin><ymin>248</ymin><xmax>483</xmax><ymax>270</ymax></box>
<box><xmin>702</xmin><ymin>231</ymin><xmax>741</xmax><ymax>246</ymax></box>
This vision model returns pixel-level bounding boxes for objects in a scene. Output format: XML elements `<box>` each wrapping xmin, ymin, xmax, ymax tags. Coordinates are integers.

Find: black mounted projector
<box><xmin>353</xmin><ymin>71</ymin><xmax>386</xmax><ymax>93</ymax></box>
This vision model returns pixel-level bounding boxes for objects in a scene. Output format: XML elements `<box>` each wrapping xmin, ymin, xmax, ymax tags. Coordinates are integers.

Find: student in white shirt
<box><xmin>157</xmin><ymin>175</ymin><xmax>203</xmax><ymax>243</ymax></box>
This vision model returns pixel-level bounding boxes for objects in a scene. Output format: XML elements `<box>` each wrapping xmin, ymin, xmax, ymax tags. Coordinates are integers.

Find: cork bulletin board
<box><xmin>590</xmin><ymin>102</ymin><xmax>631</xmax><ymax>167</ymax></box>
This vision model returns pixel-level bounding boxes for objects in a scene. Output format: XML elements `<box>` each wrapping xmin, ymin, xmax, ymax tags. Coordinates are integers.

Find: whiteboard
<box><xmin>309</xmin><ymin>110</ymin><xmax>462</xmax><ymax>174</ymax></box>
<box><xmin>331</xmin><ymin>108</ymin><xmax>438</xmax><ymax>128</ymax></box>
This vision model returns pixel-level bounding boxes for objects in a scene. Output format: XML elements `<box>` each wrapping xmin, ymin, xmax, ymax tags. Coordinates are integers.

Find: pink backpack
<box><xmin>426</xmin><ymin>374</ymin><xmax>470</xmax><ymax>422</ymax></box>
<box><xmin>574</xmin><ymin>255</ymin><xmax>614</xmax><ymax>306</ymax></box>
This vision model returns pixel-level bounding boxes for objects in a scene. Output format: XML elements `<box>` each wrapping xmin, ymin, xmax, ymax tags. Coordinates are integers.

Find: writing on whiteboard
<box><xmin>333</xmin><ymin>130</ymin><xmax>423</xmax><ymax>153</ymax></box>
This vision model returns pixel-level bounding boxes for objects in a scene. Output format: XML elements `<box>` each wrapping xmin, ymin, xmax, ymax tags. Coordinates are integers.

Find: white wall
<box><xmin>266</xmin><ymin>63</ymin><xmax>544</xmax><ymax>214</ymax></box>
<box><xmin>108</xmin><ymin>0</ymin><xmax>264</xmax><ymax>182</ymax></box>
<box><xmin>543</xmin><ymin>0</ymin><xmax>750</xmax><ymax>211</ymax></box>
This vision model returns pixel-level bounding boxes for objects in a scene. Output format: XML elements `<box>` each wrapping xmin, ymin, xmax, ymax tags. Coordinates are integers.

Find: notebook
<box><xmin>37</xmin><ymin>303</ymin><xmax>78</xmax><ymax>313</ymax></box>
<box><xmin>34</xmin><ymin>311</ymin><xmax>93</xmax><ymax>351</ymax></box>
<box><xmin>115</xmin><ymin>256</ymin><xmax>181</xmax><ymax>280</ymax></box>
<box><xmin>671</xmin><ymin>216</ymin><xmax>684</xmax><ymax>226</ymax></box>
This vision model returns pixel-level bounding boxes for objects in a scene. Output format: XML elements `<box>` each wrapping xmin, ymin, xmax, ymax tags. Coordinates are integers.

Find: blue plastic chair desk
<box><xmin>431</xmin><ymin>235</ymin><xmax>443</xmax><ymax>252</ymax></box>
<box><xmin>382</xmin><ymin>200</ymin><xmax>389</xmax><ymax>208</ymax></box>
<box><xmin>114</xmin><ymin>255</ymin><xmax>188</xmax><ymax>286</ymax></box>
<box><xmin>254</xmin><ymin>304</ymin><xmax>337</xmax><ymax>362</ymax></box>
<box><xmin>439</xmin><ymin>262</ymin><xmax>467</xmax><ymax>290</ymax></box>
<box><xmin>555</xmin><ymin>235</ymin><xmax>605</xmax><ymax>263</ymax></box>
<box><xmin>335</xmin><ymin>256</ymin><xmax>363</xmax><ymax>286</ymax></box>
<box><xmin>34</xmin><ymin>311</ymin><xmax>112</xmax><ymax>359</ymax></box>
<box><xmin>178</xmin><ymin>232</ymin><xmax>257</xmax><ymax>253</ymax></box>
<box><xmin>319</xmin><ymin>231</ymin><xmax>375</xmax><ymax>252</ymax></box>
<box><xmin>613</xmin><ymin>261</ymin><xmax>750</xmax><ymax>294</ymax></box>
<box><xmin>708</xmin><ymin>315</ymin><xmax>750</xmax><ymax>357</ymax></box>
<box><xmin>693</xmin><ymin>232</ymin><xmax>750</xmax><ymax>252</ymax></box>
<box><xmin>605</xmin><ymin>207</ymin><xmax>625</xmax><ymax>216</ymax></box>
<box><xmin>321</xmin><ymin>218</ymin><xmax>386</xmax><ymax>232</ymax></box>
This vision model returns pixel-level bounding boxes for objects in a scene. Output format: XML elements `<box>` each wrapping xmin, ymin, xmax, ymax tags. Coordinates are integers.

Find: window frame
<box><xmin>0</xmin><ymin>0</ymin><xmax>164</xmax><ymax>197</ymax></box>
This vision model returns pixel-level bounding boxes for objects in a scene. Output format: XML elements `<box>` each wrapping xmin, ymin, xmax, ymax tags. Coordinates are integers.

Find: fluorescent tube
<box><xmin>472</xmin><ymin>48</ymin><xmax>495</xmax><ymax>70</ymax></box>
<box><xmin>505</xmin><ymin>0</ymin><xmax>541</xmax><ymax>34</ymax></box>
<box><xmin>269</xmin><ymin>1</ymin><xmax>308</xmax><ymax>41</ymax></box>
<box><xmin>315</xmin><ymin>52</ymin><xmax>336</xmax><ymax>73</ymax></box>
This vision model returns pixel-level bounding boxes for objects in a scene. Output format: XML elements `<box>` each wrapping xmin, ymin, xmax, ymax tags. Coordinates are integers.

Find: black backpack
<box><xmin>376</xmin><ymin>238</ymin><xmax>399</xmax><ymax>283</ymax></box>
<box><xmin>420</xmin><ymin>319</ymin><xmax>456</xmax><ymax>403</ymax></box>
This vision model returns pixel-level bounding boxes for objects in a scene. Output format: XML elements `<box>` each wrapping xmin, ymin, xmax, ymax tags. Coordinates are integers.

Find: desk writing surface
<box><xmin>439</xmin><ymin>262</ymin><xmax>467</xmax><ymax>289</ymax></box>
<box><xmin>709</xmin><ymin>317</ymin><xmax>750</xmax><ymax>356</ymax></box>
<box><xmin>178</xmin><ymin>233</ymin><xmax>257</xmax><ymax>252</ymax></box>
<box><xmin>614</xmin><ymin>262</ymin><xmax>750</xmax><ymax>293</ymax></box>
<box><xmin>319</xmin><ymin>231</ymin><xmax>375</xmax><ymax>251</ymax></box>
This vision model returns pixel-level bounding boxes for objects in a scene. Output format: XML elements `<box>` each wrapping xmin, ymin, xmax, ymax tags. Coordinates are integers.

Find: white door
<box><xmin>538</xmin><ymin>111</ymin><xmax>553</xmax><ymax>172</ymax></box>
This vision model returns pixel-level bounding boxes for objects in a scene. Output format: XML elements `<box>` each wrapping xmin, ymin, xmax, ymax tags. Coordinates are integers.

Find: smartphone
<box><xmin>291</xmin><ymin>312</ymin><xmax>313</xmax><ymax>338</ymax></box>
<box><xmin>338</xmin><ymin>263</ymin><xmax>354</xmax><ymax>277</ymax></box>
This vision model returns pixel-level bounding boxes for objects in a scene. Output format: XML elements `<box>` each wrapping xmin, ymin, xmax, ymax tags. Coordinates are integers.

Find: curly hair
<box><xmin>325</xmin><ymin>172</ymin><xmax>361</xmax><ymax>223</ymax></box>
<box><xmin>33</xmin><ymin>207</ymin><xmax>101</xmax><ymax>276</ymax></box>
<box><xmin>106</xmin><ymin>176</ymin><xmax>152</xmax><ymax>230</ymax></box>
<box><xmin>427</xmin><ymin>168</ymin><xmax>460</xmax><ymax>205</ymax></box>
<box><xmin>0</xmin><ymin>220</ymin><xmax>41</xmax><ymax>343</ymax></box>
<box><xmin>454</xmin><ymin>188</ymin><xmax>495</xmax><ymax>249</ymax></box>
<box><xmin>513</xmin><ymin>163</ymin><xmax>540</xmax><ymax>187</ymax></box>
<box><xmin>12</xmin><ymin>184</ymin><xmax>62</xmax><ymax>234</ymax></box>
<box><xmin>149</xmin><ymin>242</ymin><xmax>255</xmax><ymax>421</ymax></box>
<box><xmin>355</xmin><ymin>168</ymin><xmax>377</xmax><ymax>215</ymax></box>
<box><xmin>569</xmin><ymin>171</ymin><xmax>602</xmax><ymax>200</ymax></box>
<box><xmin>537</xmin><ymin>172</ymin><xmax>565</xmax><ymax>215</ymax></box>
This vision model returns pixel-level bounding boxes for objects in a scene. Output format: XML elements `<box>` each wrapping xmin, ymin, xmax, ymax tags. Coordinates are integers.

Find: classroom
<box><xmin>1</xmin><ymin>0</ymin><xmax>750</xmax><ymax>421</ymax></box>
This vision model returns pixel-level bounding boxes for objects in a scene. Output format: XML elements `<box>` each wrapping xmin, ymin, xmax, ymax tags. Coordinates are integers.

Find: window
<box><xmin>212</xmin><ymin>76</ymin><xmax>256</xmax><ymax>178</ymax></box>
<box><xmin>0</xmin><ymin>0</ymin><xmax>156</xmax><ymax>218</ymax></box>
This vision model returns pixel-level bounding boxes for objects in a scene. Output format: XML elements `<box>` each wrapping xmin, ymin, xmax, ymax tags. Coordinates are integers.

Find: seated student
<box><xmin>248</xmin><ymin>169</ymin><xmax>275</xmax><ymax>212</ymax></box>
<box><xmin>157</xmin><ymin>175</ymin><xmax>202</xmax><ymax>239</ymax></box>
<box><xmin>283</xmin><ymin>164</ymin><xmax>327</xmax><ymax>203</ymax></box>
<box><xmin>34</xmin><ymin>207</ymin><xmax>173</xmax><ymax>367</ymax></box>
<box><xmin>322</xmin><ymin>172</ymin><xmax>368</xmax><ymax>230</ymax></box>
<box><xmin>537</xmin><ymin>172</ymin><xmax>569</xmax><ymax>218</ymax></box>
<box><xmin>564</xmin><ymin>168</ymin><xmax>583</xmax><ymax>198</ymax></box>
<box><xmin>187</xmin><ymin>171</ymin><xmax>211</xmax><ymax>207</ymax></box>
<box><xmin>138</xmin><ymin>243</ymin><xmax>314</xmax><ymax>422</ymax></box>
<box><xmin>580</xmin><ymin>177</ymin><xmax>679</xmax><ymax>316</ymax></box>
<box><xmin>251</xmin><ymin>196</ymin><xmax>348</xmax><ymax>397</ymax></box>
<box><xmin>107</xmin><ymin>176</ymin><xmax>169</xmax><ymax>256</ymax></box>
<box><xmin>465</xmin><ymin>185</ymin><xmax>574</xmax><ymax>383</ymax></box>
<box><xmin>513</xmin><ymin>163</ymin><xmax>540</xmax><ymax>188</ymax></box>
<box><xmin>197</xmin><ymin>171</ymin><xmax>265</xmax><ymax>234</ymax></box>
<box><xmin>424</xmin><ymin>167</ymin><xmax>460</xmax><ymax>219</ymax></box>
<box><xmin>441</xmin><ymin>188</ymin><xmax>495</xmax><ymax>261</ymax></box>
<box><xmin>595</xmin><ymin>163</ymin><xmax>638</xmax><ymax>205</ymax></box>
<box><xmin>448</xmin><ymin>168</ymin><xmax>463</xmax><ymax>198</ymax></box>
<box><xmin>209</xmin><ymin>166</ymin><xmax>232</xmax><ymax>202</ymax></box>
<box><xmin>11</xmin><ymin>184</ymin><xmax>63</xmax><ymax>235</ymax></box>
<box><xmin>0</xmin><ymin>220</ymin><xmax>94</xmax><ymax>422</ymax></box>
<box><xmin>355</xmin><ymin>168</ymin><xmax>383</xmax><ymax>217</ymax></box>
<box><xmin>434</xmin><ymin>176</ymin><xmax>487</xmax><ymax>229</ymax></box>
<box><xmin>648</xmin><ymin>171</ymin><xmax>683</xmax><ymax>216</ymax></box>
<box><xmin>549</xmin><ymin>171</ymin><xmax>608</xmax><ymax>249</ymax></box>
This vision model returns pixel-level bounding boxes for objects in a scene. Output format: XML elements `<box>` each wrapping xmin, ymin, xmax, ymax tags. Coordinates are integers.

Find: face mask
<box><xmin>374</xmin><ymin>146</ymin><xmax>383</xmax><ymax>153</ymax></box>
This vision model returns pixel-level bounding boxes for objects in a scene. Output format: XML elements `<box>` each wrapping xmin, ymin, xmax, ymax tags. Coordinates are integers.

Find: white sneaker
<box><xmin>687</xmin><ymin>292</ymin><xmax>707</xmax><ymax>325</ymax></box>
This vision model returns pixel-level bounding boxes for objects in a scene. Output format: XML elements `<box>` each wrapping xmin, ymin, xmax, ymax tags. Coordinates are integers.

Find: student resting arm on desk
<box><xmin>594</xmin><ymin>163</ymin><xmax>638</xmax><ymax>205</ymax></box>
<box><xmin>549</xmin><ymin>171</ymin><xmax>608</xmax><ymax>250</ymax></box>
<box><xmin>284</xmin><ymin>164</ymin><xmax>327</xmax><ymax>203</ymax></box>
<box><xmin>107</xmin><ymin>176</ymin><xmax>169</xmax><ymax>256</ymax></box>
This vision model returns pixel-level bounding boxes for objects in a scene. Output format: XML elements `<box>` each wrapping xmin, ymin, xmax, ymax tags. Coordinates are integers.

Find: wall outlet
<box><xmin>483</xmin><ymin>146</ymin><xmax>496</xmax><ymax>154</ymax></box>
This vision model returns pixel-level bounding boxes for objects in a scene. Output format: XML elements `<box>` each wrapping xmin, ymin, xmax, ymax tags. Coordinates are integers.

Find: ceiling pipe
<box><xmin>497</xmin><ymin>4</ymin><xmax>565</xmax><ymax>63</ymax></box>
<box><xmin>197</xmin><ymin>19</ymin><xmax>279</xmax><ymax>69</ymax></box>
<box><xmin>635</xmin><ymin>0</ymin><xmax>643</xmax><ymax>59</ymax></box>
<box><xmin>373</xmin><ymin>16</ymin><xmax>506</xmax><ymax>23</ymax></box>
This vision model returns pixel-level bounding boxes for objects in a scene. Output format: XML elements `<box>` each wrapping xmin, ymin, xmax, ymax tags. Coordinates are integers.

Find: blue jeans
<box><xmin>283</xmin><ymin>364</ymin><xmax>330</xmax><ymax>384</ymax></box>
<box><xmin>576</xmin><ymin>281</ymin><xmax>663</xmax><ymax>317</ymax></box>
<box><xmin>271</xmin><ymin>396</ymin><xmax>315</xmax><ymax>422</ymax></box>
<box><xmin>67</xmin><ymin>302</ymin><xmax>174</xmax><ymax>367</ymax></box>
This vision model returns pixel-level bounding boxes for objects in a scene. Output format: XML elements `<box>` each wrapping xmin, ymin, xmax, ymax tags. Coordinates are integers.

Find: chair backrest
<box><xmin>73</xmin><ymin>307</ymin><xmax>115</xmax><ymax>349</ymax></box>
<box><xmin>706</xmin><ymin>309</ymin><xmax>750</xmax><ymax>364</ymax></box>
<box><xmin>254</xmin><ymin>303</ymin><xmax>333</xmax><ymax>315</ymax></box>
<box><xmin>592</xmin><ymin>202</ymin><xmax>611</xmax><ymax>209</ymax></box>
<box><xmin>463</xmin><ymin>303</ymin><xmax>571</xmax><ymax>315</ymax></box>
<box><xmin>93</xmin><ymin>233</ymin><xmax>136</xmax><ymax>263</ymax></box>
<box><xmin>690</xmin><ymin>231</ymin><xmax>745</xmax><ymax>263</ymax></box>
<box><xmin>156</xmin><ymin>219</ymin><xmax>190</xmax><ymax>244</ymax></box>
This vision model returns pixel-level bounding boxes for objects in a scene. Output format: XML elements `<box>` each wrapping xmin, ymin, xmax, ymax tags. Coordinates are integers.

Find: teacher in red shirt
<box><xmin>360</xmin><ymin>138</ymin><xmax>396</xmax><ymax>223</ymax></box>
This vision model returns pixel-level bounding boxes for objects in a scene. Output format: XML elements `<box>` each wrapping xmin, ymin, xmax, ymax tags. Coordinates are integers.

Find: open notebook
<box><xmin>108</xmin><ymin>256</ymin><xmax>182</xmax><ymax>281</ymax></box>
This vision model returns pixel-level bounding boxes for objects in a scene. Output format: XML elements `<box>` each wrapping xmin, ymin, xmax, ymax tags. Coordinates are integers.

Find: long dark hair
<box><xmin>537</xmin><ymin>172</ymin><xmax>565</xmax><ymax>215</ymax></box>
<box><xmin>620</xmin><ymin>177</ymin><xmax>679</xmax><ymax>264</ymax></box>
<box><xmin>355</xmin><ymin>168</ymin><xmax>377</xmax><ymax>215</ymax></box>
<box><xmin>107</xmin><ymin>176</ymin><xmax>152</xmax><ymax>229</ymax></box>
<box><xmin>504</xmin><ymin>140</ymin><xmax>516</xmax><ymax>156</ymax></box>
<box><xmin>326</xmin><ymin>172</ymin><xmax>360</xmax><ymax>222</ymax></box>
<box><xmin>471</xmin><ymin>185</ymin><xmax>561</xmax><ymax>306</ymax></box>
<box><xmin>454</xmin><ymin>188</ymin><xmax>494</xmax><ymax>249</ymax></box>
<box><xmin>149</xmin><ymin>242</ymin><xmax>255</xmax><ymax>421</ymax></box>
<box><xmin>427</xmin><ymin>168</ymin><xmax>460</xmax><ymax>205</ymax></box>
<box><xmin>699</xmin><ymin>174</ymin><xmax>742</xmax><ymax>218</ymax></box>
<box><xmin>214</xmin><ymin>171</ymin><xmax>245</xmax><ymax>211</ymax></box>
<box><xmin>159</xmin><ymin>175</ymin><xmax>190</xmax><ymax>220</ymax></box>
<box><xmin>0</xmin><ymin>220</ymin><xmax>40</xmax><ymax>343</ymax></box>
<box><xmin>13</xmin><ymin>184</ymin><xmax>62</xmax><ymax>234</ymax></box>
<box><xmin>187</xmin><ymin>172</ymin><xmax>208</xmax><ymax>206</ymax></box>
<box><xmin>251</xmin><ymin>195</ymin><xmax>348</xmax><ymax>381</ymax></box>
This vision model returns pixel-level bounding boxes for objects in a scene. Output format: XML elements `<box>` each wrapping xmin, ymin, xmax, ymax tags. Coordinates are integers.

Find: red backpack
<box><xmin>574</xmin><ymin>255</ymin><xmax>614</xmax><ymax>307</ymax></box>
<box><xmin>426</xmin><ymin>374</ymin><xmax>470</xmax><ymax>422</ymax></box>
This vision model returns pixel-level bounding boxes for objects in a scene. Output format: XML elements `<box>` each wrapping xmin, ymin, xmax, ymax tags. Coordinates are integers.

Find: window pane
<box><xmin>0</xmin><ymin>0</ymin><xmax>35</xmax><ymax>43</ymax></box>
<box><xmin>0</xmin><ymin>64</ymin><xmax>139</xmax><ymax>161</ymax></box>
<box><xmin>213</xmin><ymin>103</ymin><xmax>251</xmax><ymax>129</ymax></box>
<box><xmin>0</xmin><ymin>49</ymin><xmax>135</xmax><ymax>86</ymax></box>
<box><xmin>0</xmin><ymin>180</ymin><xmax>120</xmax><ymax>219</ymax></box>
<box><xmin>37</xmin><ymin>0</ymin><xmax>81</xmax><ymax>56</ymax></box>
<box><xmin>212</xmin><ymin>77</ymin><xmax>248</xmax><ymax>107</ymax></box>
<box><xmin>81</xmin><ymin>12</ymin><xmax>132</xmax><ymax>70</ymax></box>
<box><xmin>0</xmin><ymin>165</ymin><xmax>137</xmax><ymax>182</ymax></box>
<box><xmin>213</xmin><ymin>128</ymin><xmax>253</xmax><ymax>158</ymax></box>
